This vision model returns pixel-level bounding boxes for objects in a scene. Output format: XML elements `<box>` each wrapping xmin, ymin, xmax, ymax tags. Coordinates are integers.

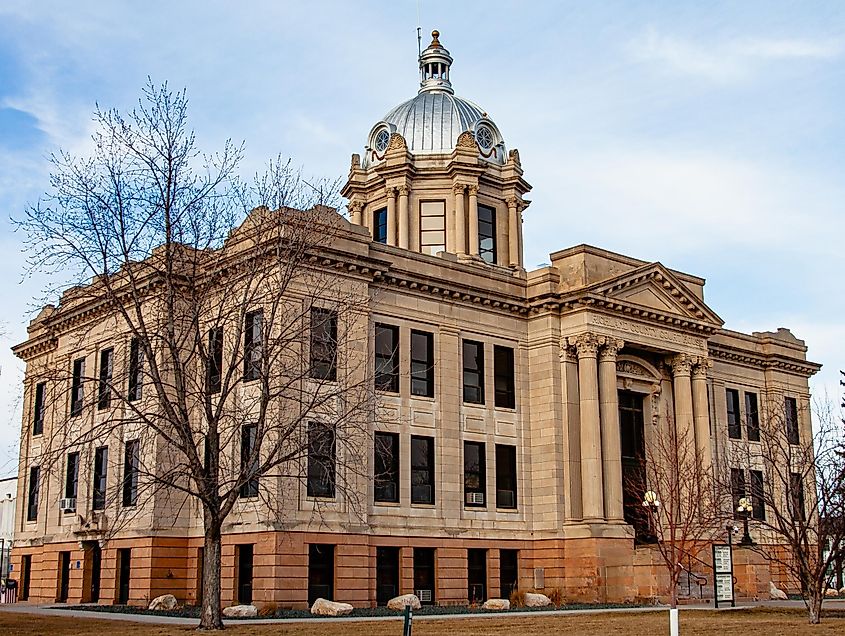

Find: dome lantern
<box><xmin>419</xmin><ymin>30</ymin><xmax>454</xmax><ymax>95</ymax></box>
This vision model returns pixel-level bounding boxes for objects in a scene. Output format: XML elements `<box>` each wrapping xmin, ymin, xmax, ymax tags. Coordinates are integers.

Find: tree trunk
<box><xmin>807</xmin><ymin>588</ymin><xmax>823</xmax><ymax>625</ymax></box>
<box><xmin>199</xmin><ymin>522</ymin><xmax>224</xmax><ymax>630</ymax></box>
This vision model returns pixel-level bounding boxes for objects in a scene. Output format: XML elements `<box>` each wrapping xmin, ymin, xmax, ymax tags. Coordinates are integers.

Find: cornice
<box><xmin>708</xmin><ymin>341</ymin><xmax>821</xmax><ymax>378</ymax></box>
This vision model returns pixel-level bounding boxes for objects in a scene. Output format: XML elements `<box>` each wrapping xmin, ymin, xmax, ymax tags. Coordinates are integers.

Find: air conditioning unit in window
<box><xmin>465</xmin><ymin>492</ymin><xmax>485</xmax><ymax>506</ymax></box>
<box><xmin>59</xmin><ymin>498</ymin><xmax>76</xmax><ymax>513</ymax></box>
<box><xmin>496</xmin><ymin>490</ymin><xmax>515</xmax><ymax>508</ymax></box>
<box><xmin>415</xmin><ymin>589</ymin><xmax>432</xmax><ymax>603</ymax></box>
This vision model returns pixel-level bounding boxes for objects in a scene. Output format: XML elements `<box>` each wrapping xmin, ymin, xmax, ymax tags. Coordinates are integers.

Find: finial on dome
<box><xmin>418</xmin><ymin>28</ymin><xmax>454</xmax><ymax>94</ymax></box>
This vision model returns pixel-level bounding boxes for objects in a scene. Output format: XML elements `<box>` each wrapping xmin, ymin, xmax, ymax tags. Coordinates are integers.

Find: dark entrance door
<box><xmin>376</xmin><ymin>546</ymin><xmax>399</xmax><ymax>606</ymax></box>
<box><xmin>117</xmin><ymin>548</ymin><xmax>131</xmax><ymax>604</ymax></box>
<box><xmin>499</xmin><ymin>549</ymin><xmax>518</xmax><ymax>599</ymax></box>
<box><xmin>21</xmin><ymin>555</ymin><xmax>31</xmax><ymax>601</ymax></box>
<box><xmin>236</xmin><ymin>544</ymin><xmax>254</xmax><ymax>604</ymax></box>
<box><xmin>82</xmin><ymin>541</ymin><xmax>102</xmax><ymax>603</ymax></box>
<box><xmin>308</xmin><ymin>544</ymin><xmax>334</xmax><ymax>604</ymax></box>
<box><xmin>619</xmin><ymin>390</ymin><xmax>650</xmax><ymax>542</ymax></box>
<box><xmin>413</xmin><ymin>547</ymin><xmax>435</xmax><ymax>605</ymax></box>
<box><xmin>467</xmin><ymin>549</ymin><xmax>487</xmax><ymax>603</ymax></box>
<box><xmin>58</xmin><ymin>551</ymin><xmax>71</xmax><ymax>602</ymax></box>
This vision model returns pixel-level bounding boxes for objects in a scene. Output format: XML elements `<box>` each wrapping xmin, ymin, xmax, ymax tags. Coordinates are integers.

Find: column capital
<box><xmin>691</xmin><ymin>356</ymin><xmax>712</xmax><ymax>379</ymax></box>
<box><xmin>397</xmin><ymin>185</ymin><xmax>410</xmax><ymax>197</ymax></box>
<box><xmin>452</xmin><ymin>183</ymin><xmax>467</xmax><ymax>195</ymax></box>
<box><xmin>348</xmin><ymin>200</ymin><xmax>364</xmax><ymax>213</ymax></box>
<box><xmin>669</xmin><ymin>353</ymin><xmax>693</xmax><ymax>376</ymax></box>
<box><xmin>567</xmin><ymin>332</ymin><xmax>599</xmax><ymax>358</ymax></box>
<box><xmin>598</xmin><ymin>337</ymin><xmax>625</xmax><ymax>362</ymax></box>
<box><xmin>467</xmin><ymin>184</ymin><xmax>479</xmax><ymax>196</ymax></box>
<box><xmin>385</xmin><ymin>185</ymin><xmax>397</xmax><ymax>196</ymax></box>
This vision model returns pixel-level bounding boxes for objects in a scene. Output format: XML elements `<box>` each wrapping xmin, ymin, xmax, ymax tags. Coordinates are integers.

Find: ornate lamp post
<box><xmin>737</xmin><ymin>497</ymin><xmax>755</xmax><ymax>546</ymax></box>
<box><xmin>642</xmin><ymin>490</ymin><xmax>660</xmax><ymax>544</ymax></box>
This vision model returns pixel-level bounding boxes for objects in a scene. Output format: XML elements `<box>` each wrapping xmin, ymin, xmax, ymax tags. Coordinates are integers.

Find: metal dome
<box><xmin>364</xmin><ymin>31</ymin><xmax>506</xmax><ymax>165</ymax></box>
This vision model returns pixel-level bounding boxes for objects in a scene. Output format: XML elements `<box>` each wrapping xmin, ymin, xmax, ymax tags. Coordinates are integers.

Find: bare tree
<box><xmin>15</xmin><ymin>81</ymin><xmax>377</xmax><ymax>629</ymax></box>
<box><xmin>632</xmin><ymin>413</ymin><xmax>725</xmax><ymax>609</ymax></box>
<box><xmin>735</xmin><ymin>395</ymin><xmax>845</xmax><ymax>624</ymax></box>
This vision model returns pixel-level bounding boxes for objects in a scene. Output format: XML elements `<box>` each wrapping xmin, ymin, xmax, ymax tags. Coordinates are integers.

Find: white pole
<box><xmin>669</xmin><ymin>607</ymin><xmax>679</xmax><ymax>636</ymax></box>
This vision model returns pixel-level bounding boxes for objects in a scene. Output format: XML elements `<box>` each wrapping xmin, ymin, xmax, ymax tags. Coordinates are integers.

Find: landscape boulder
<box><xmin>482</xmin><ymin>598</ymin><xmax>510</xmax><ymax>611</ymax></box>
<box><xmin>310</xmin><ymin>598</ymin><xmax>354</xmax><ymax>616</ymax></box>
<box><xmin>223</xmin><ymin>604</ymin><xmax>258</xmax><ymax>618</ymax></box>
<box><xmin>524</xmin><ymin>592</ymin><xmax>551</xmax><ymax>608</ymax></box>
<box><xmin>769</xmin><ymin>582</ymin><xmax>788</xmax><ymax>601</ymax></box>
<box><xmin>387</xmin><ymin>594</ymin><xmax>421</xmax><ymax>611</ymax></box>
<box><xmin>840</xmin><ymin>586</ymin><xmax>845</xmax><ymax>596</ymax></box>
<box><xmin>825</xmin><ymin>587</ymin><xmax>840</xmax><ymax>598</ymax></box>
<box><xmin>148</xmin><ymin>594</ymin><xmax>178</xmax><ymax>611</ymax></box>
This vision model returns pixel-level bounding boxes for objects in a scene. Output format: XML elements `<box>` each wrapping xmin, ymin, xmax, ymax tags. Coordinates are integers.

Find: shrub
<box><xmin>547</xmin><ymin>588</ymin><xmax>565</xmax><ymax>607</ymax></box>
<box><xmin>509</xmin><ymin>588</ymin><xmax>527</xmax><ymax>608</ymax></box>
<box><xmin>258</xmin><ymin>602</ymin><xmax>278</xmax><ymax>617</ymax></box>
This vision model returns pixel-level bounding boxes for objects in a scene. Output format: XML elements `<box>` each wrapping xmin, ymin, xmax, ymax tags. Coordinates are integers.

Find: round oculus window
<box><xmin>475</xmin><ymin>126</ymin><xmax>494</xmax><ymax>150</ymax></box>
<box><xmin>374</xmin><ymin>129</ymin><xmax>390</xmax><ymax>153</ymax></box>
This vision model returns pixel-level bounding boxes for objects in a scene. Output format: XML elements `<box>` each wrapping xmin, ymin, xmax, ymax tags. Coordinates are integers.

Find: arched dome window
<box><xmin>475</xmin><ymin>125</ymin><xmax>494</xmax><ymax>150</ymax></box>
<box><xmin>374</xmin><ymin>128</ymin><xmax>390</xmax><ymax>153</ymax></box>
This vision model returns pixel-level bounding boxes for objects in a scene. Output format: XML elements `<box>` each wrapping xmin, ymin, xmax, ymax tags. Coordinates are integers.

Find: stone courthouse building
<box><xmin>11</xmin><ymin>32</ymin><xmax>820</xmax><ymax>608</ymax></box>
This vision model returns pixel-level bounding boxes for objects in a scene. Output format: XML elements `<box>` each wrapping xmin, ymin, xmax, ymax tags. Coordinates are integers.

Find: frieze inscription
<box><xmin>589</xmin><ymin>314</ymin><xmax>706</xmax><ymax>351</ymax></box>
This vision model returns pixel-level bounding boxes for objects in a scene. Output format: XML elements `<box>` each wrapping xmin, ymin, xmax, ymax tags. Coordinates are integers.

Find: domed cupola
<box><xmin>343</xmin><ymin>30</ymin><xmax>531</xmax><ymax>271</ymax></box>
<box><xmin>363</xmin><ymin>31</ymin><xmax>506</xmax><ymax>166</ymax></box>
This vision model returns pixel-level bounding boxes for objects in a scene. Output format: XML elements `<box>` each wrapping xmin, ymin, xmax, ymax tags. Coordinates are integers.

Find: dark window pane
<box><xmin>308</xmin><ymin>544</ymin><xmax>335</xmax><ymax>604</ymax></box>
<box><xmin>464</xmin><ymin>441</ymin><xmax>486</xmax><ymax>507</ymax></box>
<box><xmin>32</xmin><ymin>382</ymin><xmax>46</xmax><ymax>435</ymax></box>
<box><xmin>71</xmin><ymin>357</ymin><xmax>85</xmax><ymax>417</ymax></box>
<box><xmin>65</xmin><ymin>452</ymin><xmax>80</xmax><ymax>500</ymax></box>
<box><xmin>745</xmin><ymin>392</ymin><xmax>759</xmax><ymax>442</ymax></box>
<box><xmin>122</xmin><ymin>440</ymin><xmax>140</xmax><ymax>507</ymax></box>
<box><xmin>243</xmin><ymin>310</ymin><xmax>263</xmax><ymax>382</ymax></box>
<box><xmin>310</xmin><ymin>308</ymin><xmax>338</xmax><ymax>381</ymax></box>
<box><xmin>307</xmin><ymin>423</ymin><xmax>336</xmax><ymax>498</ymax></box>
<box><xmin>373</xmin><ymin>207</ymin><xmax>388</xmax><ymax>244</ymax></box>
<box><xmin>726</xmin><ymin>389</ymin><xmax>741</xmax><ymax>439</ymax></box>
<box><xmin>785</xmin><ymin>397</ymin><xmax>799</xmax><ymax>445</ymax></box>
<box><xmin>207</xmin><ymin>328</ymin><xmax>223</xmax><ymax>394</ymax></box>
<box><xmin>499</xmin><ymin>549</ymin><xmax>518</xmax><ymax>598</ymax></box>
<box><xmin>790</xmin><ymin>472</ymin><xmax>805</xmax><ymax>521</ymax></box>
<box><xmin>239</xmin><ymin>424</ymin><xmax>259</xmax><ymax>498</ymax></box>
<box><xmin>93</xmin><ymin>447</ymin><xmax>108</xmax><ymax>510</ymax></box>
<box><xmin>467</xmin><ymin>548</ymin><xmax>487</xmax><ymax>603</ymax></box>
<box><xmin>128</xmin><ymin>338</ymin><xmax>144</xmax><ymax>401</ymax></box>
<box><xmin>411</xmin><ymin>436</ymin><xmax>434</xmax><ymax>504</ymax></box>
<box><xmin>493</xmin><ymin>345</ymin><xmax>515</xmax><ymax>409</ymax></box>
<box><xmin>375</xmin><ymin>324</ymin><xmax>399</xmax><ymax>392</ymax></box>
<box><xmin>413</xmin><ymin>547</ymin><xmax>435</xmax><ymax>604</ymax></box>
<box><xmin>237</xmin><ymin>544</ymin><xmax>254</xmax><ymax>604</ymax></box>
<box><xmin>495</xmin><ymin>444</ymin><xmax>517</xmax><ymax>509</ymax></box>
<box><xmin>731</xmin><ymin>468</ymin><xmax>746</xmax><ymax>520</ymax></box>
<box><xmin>478</xmin><ymin>205</ymin><xmax>496</xmax><ymax>264</ymax></box>
<box><xmin>374</xmin><ymin>432</ymin><xmax>400</xmax><ymax>503</ymax></box>
<box><xmin>749</xmin><ymin>470</ymin><xmax>765</xmax><ymax>520</ymax></box>
<box><xmin>98</xmin><ymin>348</ymin><xmax>114</xmax><ymax>410</ymax></box>
<box><xmin>411</xmin><ymin>330</ymin><xmax>435</xmax><ymax>398</ymax></box>
<box><xmin>27</xmin><ymin>466</ymin><xmax>40</xmax><ymax>522</ymax></box>
<box><xmin>462</xmin><ymin>340</ymin><xmax>484</xmax><ymax>404</ymax></box>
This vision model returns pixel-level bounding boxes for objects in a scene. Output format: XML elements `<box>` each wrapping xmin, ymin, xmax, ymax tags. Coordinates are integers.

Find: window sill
<box><xmin>306</xmin><ymin>496</ymin><xmax>337</xmax><ymax>502</ymax></box>
<box><xmin>410</xmin><ymin>502</ymin><xmax>435</xmax><ymax>508</ymax></box>
<box><xmin>496</xmin><ymin>507</ymin><xmax>519</xmax><ymax>513</ymax></box>
<box><xmin>410</xmin><ymin>394</ymin><xmax>436</xmax><ymax>402</ymax></box>
<box><xmin>373</xmin><ymin>500</ymin><xmax>401</xmax><ymax>507</ymax></box>
<box><xmin>493</xmin><ymin>406</ymin><xmax>517</xmax><ymax>413</ymax></box>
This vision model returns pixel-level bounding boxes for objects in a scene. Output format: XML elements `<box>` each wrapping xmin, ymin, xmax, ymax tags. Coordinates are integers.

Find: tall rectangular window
<box><xmin>128</xmin><ymin>338</ymin><xmax>143</xmax><ymax>401</ymax></box>
<box><xmin>411</xmin><ymin>330</ymin><xmax>435</xmax><ymax>398</ymax></box>
<box><xmin>493</xmin><ymin>345</ymin><xmax>515</xmax><ymax>409</ymax></box>
<box><xmin>374</xmin><ymin>432</ymin><xmax>400</xmax><ymax>503</ymax></box>
<box><xmin>745</xmin><ymin>392</ymin><xmax>759</xmax><ymax>442</ymax></box>
<box><xmin>65</xmin><ymin>452</ymin><xmax>80</xmax><ymax>500</ymax></box>
<box><xmin>310</xmin><ymin>308</ymin><xmax>337</xmax><ymax>381</ymax></box>
<box><xmin>97</xmin><ymin>348</ymin><xmax>114</xmax><ymax>410</ymax></box>
<box><xmin>419</xmin><ymin>201</ymin><xmax>446</xmax><ymax>255</ymax></box>
<box><xmin>785</xmin><ymin>397</ymin><xmax>799</xmax><ymax>445</ymax></box>
<box><xmin>373</xmin><ymin>207</ymin><xmax>388</xmax><ymax>244</ymax></box>
<box><xmin>730</xmin><ymin>467</ymin><xmax>745</xmax><ymax>520</ymax></box>
<box><xmin>374</xmin><ymin>324</ymin><xmax>399</xmax><ymax>392</ymax></box>
<box><xmin>243</xmin><ymin>310</ymin><xmax>263</xmax><ymax>382</ymax></box>
<box><xmin>749</xmin><ymin>469</ymin><xmax>765</xmax><ymax>520</ymax></box>
<box><xmin>71</xmin><ymin>357</ymin><xmax>85</xmax><ymax>417</ymax></box>
<box><xmin>307</xmin><ymin>422</ymin><xmax>336</xmax><ymax>498</ymax></box>
<box><xmin>32</xmin><ymin>381</ymin><xmax>46</xmax><ymax>435</ymax></box>
<box><xmin>463</xmin><ymin>441</ymin><xmax>486</xmax><ymax>507</ymax></box>
<box><xmin>122</xmin><ymin>440</ymin><xmax>140</xmax><ymax>507</ymax></box>
<box><xmin>26</xmin><ymin>466</ymin><xmax>40</xmax><ymax>522</ymax></box>
<box><xmin>411</xmin><ymin>435</ymin><xmax>435</xmax><ymax>504</ymax></box>
<box><xmin>789</xmin><ymin>471</ymin><xmax>805</xmax><ymax>521</ymax></box>
<box><xmin>478</xmin><ymin>204</ymin><xmax>496</xmax><ymax>264</ymax></box>
<box><xmin>495</xmin><ymin>444</ymin><xmax>518</xmax><ymax>509</ymax></box>
<box><xmin>93</xmin><ymin>446</ymin><xmax>108</xmax><ymax>511</ymax></box>
<box><xmin>239</xmin><ymin>424</ymin><xmax>259</xmax><ymax>498</ymax></box>
<box><xmin>308</xmin><ymin>544</ymin><xmax>335</xmax><ymax>604</ymax></box>
<box><xmin>462</xmin><ymin>340</ymin><xmax>485</xmax><ymax>405</ymax></box>
<box><xmin>207</xmin><ymin>328</ymin><xmax>223</xmax><ymax>394</ymax></box>
<box><xmin>726</xmin><ymin>389</ymin><xmax>741</xmax><ymax>439</ymax></box>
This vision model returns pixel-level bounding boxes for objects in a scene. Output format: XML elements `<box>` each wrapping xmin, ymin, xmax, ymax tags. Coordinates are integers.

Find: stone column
<box><xmin>386</xmin><ymin>186</ymin><xmax>397</xmax><ymax>246</ymax></box>
<box><xmin>507</xmin><ymin>197</ymin><xmax>520</xmax><ymax>267</ymax></box>
<box><xmin>569</xmin><ymin>332</ymin><xmax>604</xmax><ymax>522</ymax></box>
<box><xmin>468</xmin><ymin>185</ymin><xmax>480</xmax><ymax>257</ymax></box>
<box><xmin>517</xmin><ymin>208</ymin><xmax>525</xmax><ymax>269</ymax></box>
<box><xmin>670</xmin><ymin>354</ymin><xmax>695</xmax><ymax>449</ymax></box>
<box><xmin>453</xmin><ymin>184</ymin><xmax>466</xmax><ymax>255</ymax></box>
<box><xmin>349</xmin><ymin>200</ymin><xmax>363</xmax><ymax>227</ymax></box>
<box><xmin>599</xmin><ymin>337</ymin><xmax>625</xmax><ymax>522</ymax></box>
<box><xmin>397</xmin><ymin>185</ymin><xmax>409</xmax><ymax>249</ymax></box>
<box><xmin>691</xmin><ymin>357</ymin><xmax>713</xmax><ymax>470</ymax></box>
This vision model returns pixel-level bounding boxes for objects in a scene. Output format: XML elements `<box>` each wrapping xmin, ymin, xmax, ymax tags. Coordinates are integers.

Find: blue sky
<box><xmin>0</xmin><ymin>1</ymin><xmax>842</xmax><ymax>473</ymax></box>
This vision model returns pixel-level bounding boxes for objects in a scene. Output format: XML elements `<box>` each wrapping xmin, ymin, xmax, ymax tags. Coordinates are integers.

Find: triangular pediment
<box><xmin>580</xmin><ymin>263</ymin><xmax>724</xmax><ymax>327</ymax></box>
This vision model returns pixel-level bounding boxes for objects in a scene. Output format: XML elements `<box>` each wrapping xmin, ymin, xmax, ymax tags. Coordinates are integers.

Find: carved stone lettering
<box><xmin>589</xmin><ymin>314</ymin><xmax>706</xmax><ymax>351</ymax></box>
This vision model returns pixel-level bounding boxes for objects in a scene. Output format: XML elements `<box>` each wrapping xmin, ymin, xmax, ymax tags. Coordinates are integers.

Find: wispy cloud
<box><xmin>629</xmin><ymin>27</ymin><xmax>844</xmax><ymax>81</ymax></box>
